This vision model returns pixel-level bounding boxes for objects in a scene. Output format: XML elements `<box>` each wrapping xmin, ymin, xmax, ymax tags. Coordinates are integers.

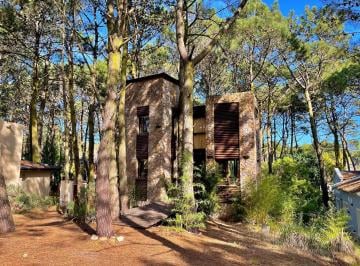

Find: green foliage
<box><xmin>272</xmin><ymin>154</ymin><xmax>322</xmax><ymax>221</ymax></box>
<box><xmin>193</xmin><ymin>163</ymin><xmax>222</xmax><ymax>215</ymax></box>
<box><xmin>245</xmin><ymin>175</ymin><xmax>285</xmax><ymax>225</ymax></box>
<box><xmin>7</xmin><ymin>185</ymin><xmax>57</xmax><ymax>213</ymax></box>
<box><xmin>278</xmin><ymin>206</ymin><xmax>353</xmax><ymax>254</ymax></box>
<box><xmin>66</xmin><ymin>186</ymin><xmax>95</xmax><ymax>222</ymax></box>
<box><xmin>167</xmin><ymin>196</ymin><xmax>206</xmax><ymax>231</ymax></box>
<box><xmin>166</xmin><ymin>163</ymin><xmax>222</xmax><ymax>231</ymax></box>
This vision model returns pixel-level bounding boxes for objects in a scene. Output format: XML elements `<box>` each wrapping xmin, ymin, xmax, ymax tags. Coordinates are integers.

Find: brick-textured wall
<box><xmin>205</xmin><ymin>92</ymin><xmax>259</xmax><ymax>190</ymax></box>
<box><xmin>125</xmin><ymin>78</ymin><xmax>179</xmax><ymax>204</ymax></box>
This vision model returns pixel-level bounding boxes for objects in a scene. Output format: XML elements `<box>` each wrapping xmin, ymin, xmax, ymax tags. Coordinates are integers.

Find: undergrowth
<box><xmin>7</xmin><ymin>185</ymin><xmax>57</xmax><ymax>213</ymax></box>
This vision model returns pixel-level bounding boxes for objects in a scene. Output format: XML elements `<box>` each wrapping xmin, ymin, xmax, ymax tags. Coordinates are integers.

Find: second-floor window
<box><xmin>139</xmin><ymin>115</ymin><xmax>149</xmax><ymax>134</ymax></box>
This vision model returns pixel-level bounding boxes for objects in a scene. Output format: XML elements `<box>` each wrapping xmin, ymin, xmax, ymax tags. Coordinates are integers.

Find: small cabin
<box><xmin>20</xmin><ymin>160</ymin><xmax>60</xmax><ymax>197</ymax></box>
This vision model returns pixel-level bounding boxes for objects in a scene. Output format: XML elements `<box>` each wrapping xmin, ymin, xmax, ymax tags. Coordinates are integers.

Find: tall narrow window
<box><xmin>137</xmin><ymin>106</ymin><xmax>149</xmax><ymax>135</ymax></box>
<box><xmin>138</xmin><ymin>159</ymin><xmax>148</xmax><ymax>179</ymax></box>
<box><xmin>139</xmin><ymin>115</ymin><xmax>149</xmax><ymax>134</ymax></box>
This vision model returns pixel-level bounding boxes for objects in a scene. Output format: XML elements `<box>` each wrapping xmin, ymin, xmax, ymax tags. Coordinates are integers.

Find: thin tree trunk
<box><xmin>38</xmin><ymin>59</ymin><xmax>49</xmax><ymax>149</ymax></box>
<box><xmin>87</xmin><ymin>102</ymin><xmax>96</xmax><ymax>209</ymax></box>
<box><xmin>29</xmin><ymin>25</ymin><xmax>41</xmax><ymax>163</ymax></box>
<box><xmin>61</xmin><ymin>0</ymin><xmax>70</xmax><ymax>181</ymax></box>
<box><xmin>68</xmin><ymin>3</ymin><xmax>81</xmax><ymax>195</ymax></box>
<box><xmin>118</xmin><ymin>41</ymin><xmax>128</xmax><ymax>213</ymax></box>
<box><xmin>304</xmin><ymin>87</ymin><xmax>329</xmax><ymax>207</ymax></box>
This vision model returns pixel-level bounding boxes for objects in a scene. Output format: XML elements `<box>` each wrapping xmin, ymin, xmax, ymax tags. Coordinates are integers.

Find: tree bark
<box><xmin>304</xmin><ymin>87</ymin><xmax>329</xmax><ymax>207</ymax></box>
<box><xmin>118</xmin><ymin>41</ymin><xmax>128</xmax><ymax>213</ymax></box>
<box><xmin>179</xmin><ymin>59</ymin><xmax>195</xmax><ymax>204</ymax></box>
<box><xmin>29</xmin><ymin>25</ymin><xmax>41</xmax><ymax>163</ymax></box>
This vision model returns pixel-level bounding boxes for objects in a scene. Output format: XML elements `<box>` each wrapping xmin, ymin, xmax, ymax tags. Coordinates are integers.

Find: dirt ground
<box><xmin>0</xmin><ymin>208</ymin><xmax>356</xmax><ymax>266</ymax></box>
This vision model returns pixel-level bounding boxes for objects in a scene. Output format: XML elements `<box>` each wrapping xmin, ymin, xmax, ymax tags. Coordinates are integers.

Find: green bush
<box><xmin>7</xmin><ymin>185</ymin><xmax>57</xmax><ymax>213</ymax></box>
<box><xmin>245</xmin><ymin>175</ymin><xmax>286</xmax><ymax>225</ymax></box>
<box><xmin>194</xmin><ymin>163</ymin><xmax>222</xmax><ymax>215</ymax></box>
<box><xmin>278</xmin><ymin>207</ymin><xmax>353</xmax><ymax>255</ymax></box>
<box><xmin>167</xmin><ymin>196</ymin><xmax>206</xmax><ymax>231</ymax></box>
<box><xmin>66</xmin><ymin>186</ymin><xmax>95</xmax><ymax>222</ymax></box>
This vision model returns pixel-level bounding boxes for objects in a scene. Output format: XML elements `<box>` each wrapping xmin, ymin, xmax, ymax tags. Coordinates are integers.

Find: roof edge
<box><xmin>126</xmin><ymin>72</ymin><xmax>179</xmax><ymax>85</ymax></box>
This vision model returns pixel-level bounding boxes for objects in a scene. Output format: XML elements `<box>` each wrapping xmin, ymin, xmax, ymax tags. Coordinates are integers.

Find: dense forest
<box><xmin>0</xmin><ymin>0</ymin><xmax>359</xmax><ymax>242</ymax></box>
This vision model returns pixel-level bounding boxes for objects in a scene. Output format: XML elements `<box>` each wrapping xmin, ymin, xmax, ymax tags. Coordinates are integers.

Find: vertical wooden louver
<box><xmin>136</xmin><ymin>106</ymin><xmax>149</xmax><ymax>160</ymax></box>
<box><xmin>137</xmin><ymin>106</ymin><xmax>149</xmax><ymax>116</ymax></box>
<box><xmin>214</xmin><ymin>102</ymin><xmax>239</xmax><ymax>159</ymax></box>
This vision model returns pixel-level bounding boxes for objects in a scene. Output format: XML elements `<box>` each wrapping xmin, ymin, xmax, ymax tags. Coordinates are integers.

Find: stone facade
<box><xmin>125</xmin><ymin>73</ymin><xmax>260</xmax><ymax>205</ymax></box>
<box><xmin>205</xmin><ymin>92</ymin><xmax>260</xmax><ymax>189</ymax></box>
<box><xmin>125</xmin><ymin>74</ymin><xmax>179</xmax><ymax>204</ymax></box>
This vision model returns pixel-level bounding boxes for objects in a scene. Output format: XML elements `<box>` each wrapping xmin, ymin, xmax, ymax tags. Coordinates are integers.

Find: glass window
<box><xmin>139</xmin><ymin>115</ymin><xmax>149</xmax><ymax>134</ymax></box>
<box><xmin>138</xmin><ymin>159</ymin><xmax>148</xmax><ymax>179</ymax></box>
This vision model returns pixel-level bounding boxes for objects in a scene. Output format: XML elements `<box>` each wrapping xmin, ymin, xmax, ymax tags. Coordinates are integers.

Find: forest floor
<box><xmin>0</xmin><ymin>207</ymin><xmax>357</xmax><ymax>266</ymax></box>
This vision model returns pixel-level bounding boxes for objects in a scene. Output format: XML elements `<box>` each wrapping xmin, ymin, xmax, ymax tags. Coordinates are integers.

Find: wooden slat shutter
<box><xmin>137</xmin><ymin>106</ymin><xmax>149</xmax><ymax>116</ymax></box>
<box><xmin>136</xmin><ymin>135</ymin><xmax>148</xmax><ymax>159</ymax></box>
<box><xmin>214</xmin><ymin>102</ymin><xmax>239</xmax><ymax>159</ymax></box>
<box><xmin>136</xmin><ymin>106</ymin><xmax>149</xmax><ymax>159</ymax></box>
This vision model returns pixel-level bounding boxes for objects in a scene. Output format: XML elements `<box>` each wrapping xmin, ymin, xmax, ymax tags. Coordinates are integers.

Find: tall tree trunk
<box><xmin>304</xmin><ymin>87</ymin><xmax>329</xmax><ymax>207</ymax></box>
<box><xmin>96</xmin><ymin>0</ymin><xmax>128</xmax><ymax>224</ymax></box>
<box><xmin>68</xmin><ymin>57</ymin><xmax>81</xmax><ymax>195</ymax></box>
<box><xmin>68</xmin><ymin>3</ymin><xmax>81</xmax><ymax>195</ymax></box>
<box><xmin>61</xmin><ymin>0</ymin><xmax>70</xmax><ymax>181</ymax></box>
<box><xmin>106</xmin><ymin>40</ymin><xmax>121</xmax><ymax>220</ymax></box>
<box><xmin>29</xmin><ymin>25</ymin><xmax>41</xmax><ymax>163</ymax></box>
<box><xmin>266</xmin><ymin>99</ymin><xmax>273</xmax><ymax>174</ymax></box>
<box><xmin>38</xmin><ymin>59</ymin><xmax>49</xmax><ymax>149</ymax></box>
<box><xmin>87</xmin><ymin>101</ymin><xmax>96</xmax><ymax>209</ymax></box>
<box><xmin>118</xmin><ymin>41</ymin><xmax>128</xmax><ymax>212</ymax></box>
<box><xmin>179</xmin><ymin>59</ymin><xmax>195</xmax><ymax>205</ymax></box>
<box><xmin>0</xmin><ymin>170</ymin><xmax>15</xmax><ymax>234</ymax></box>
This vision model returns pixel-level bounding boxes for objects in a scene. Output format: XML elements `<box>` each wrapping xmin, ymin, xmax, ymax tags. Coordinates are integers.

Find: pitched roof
<box><xmin>334</xmin><ymin>171</ymin><xmax>360</xmax><ymax>193</ymax></box>
<box><xmin>126</xmin><ymin>73</ymin><xmax>179</xmax><ymax>85</ymax></box>
<box><xmin>20</xmin><ymin>160</ymin><xmax>60</xmax><ymax>171</ymax></box>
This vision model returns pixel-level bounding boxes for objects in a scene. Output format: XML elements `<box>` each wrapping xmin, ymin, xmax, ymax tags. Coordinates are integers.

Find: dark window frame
<box><xmin>138</xmin><ymin>159</ymin><xmax>148</xmax><ymax>180</ymax></box>
<box><xmin>138</xmin><ymin>115</ymin><xmax>149</xmax><ymax>135</ymax></box>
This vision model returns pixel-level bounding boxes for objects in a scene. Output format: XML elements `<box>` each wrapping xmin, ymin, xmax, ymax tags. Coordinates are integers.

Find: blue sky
<box><xmin>263</xmin><ymin>0</ymin><xmax>322</xmax><ymax>16</ymax></box>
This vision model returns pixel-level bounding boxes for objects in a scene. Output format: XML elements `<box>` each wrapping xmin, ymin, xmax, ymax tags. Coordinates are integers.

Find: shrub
<box><xmin>167</xmin><ymin>196</ymin><xmax>206</xmax><ymax>231</ymax></box>
<box><xmin>277</xmin><ymin>206</ymin><xmax>353</xmax><ymax>255</ymax></box>
<box><xmin>7</xmin><ymin>185</ymin><xmax>57</xmax><ymax>213</ymax></box>
<box><xmin>65</xmin><ymin>186</ymin><xmax>95</xmax><ymax>222</ymax></box>
<box><xmin>194</xmin><ymin>163</ymin><xmax>221</xmax><ymax>215</ymax></box>
<box><xmin>245</xmin><ymin>175</ymin><xmax>286</xmax><ymax>225</ymax></box>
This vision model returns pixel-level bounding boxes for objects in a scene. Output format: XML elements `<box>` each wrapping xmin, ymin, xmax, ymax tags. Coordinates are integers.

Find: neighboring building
<box><xmin>1</xmin><ymin>120</ymin><xmax>60</xmax><ymax>197</ymax></box>
<box><xmin>125</xmin><ymin>73</ymin><xmax>261</xmax><ymax>206</ymax></box>
<box><xmin>333</xmin><ymin>168</ymin><xmax>360</xmax><ymax>238</ymax></box>
<box><xmin>20</xmin><ymin>160</ymin><xmax>60</xmax><ymax>197</ymax></box>
<box><xmin>0</xmin><ymin>120</ymin><xmax>23</xmax><ymax>187</ymax></box>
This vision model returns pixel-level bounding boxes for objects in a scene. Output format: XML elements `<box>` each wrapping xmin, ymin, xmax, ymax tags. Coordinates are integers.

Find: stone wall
<box><xmin>0</xmin><ymin>121</ymin><xmax>23</xmax><ymax>187</ymax></box>
<box><xmin>125</xmin><ymin>77</ymin><xmax>179</xmax><ymax>204</ymax></box>
<box><xmin>205</xmin><ymin>92</ymin><xmax>260</xmax><ymax>190</ymax></box>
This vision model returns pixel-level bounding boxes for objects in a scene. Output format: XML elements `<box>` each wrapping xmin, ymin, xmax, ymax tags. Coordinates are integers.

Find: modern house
<box><xmin>125</xmin><ymin>73</ymin><xmax>261</xmax><ymax>206</ymax></box>
<box><xmin>333</xmin><ymin>168</ymin><xmax>360</xmax><ymax>238</ymax></box>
